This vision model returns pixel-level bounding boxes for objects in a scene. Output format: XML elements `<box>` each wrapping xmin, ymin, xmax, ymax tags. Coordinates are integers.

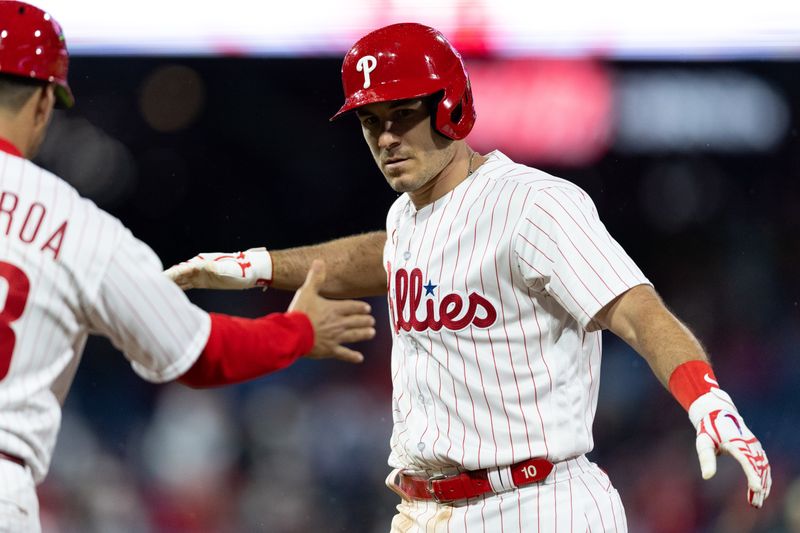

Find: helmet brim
<box><xmin>329</xmin><ymin>78</ymin><xmax>444</xmax><ymax>121</ymax></box>
<box><xmin>54</xmin><ymin>83</ymin><xmax>74</xmax><ymax>109</ymax></box>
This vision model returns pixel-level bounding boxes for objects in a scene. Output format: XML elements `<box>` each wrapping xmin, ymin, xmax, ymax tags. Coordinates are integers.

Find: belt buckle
<box><xmin>427</xmin><ymin>474</ymin><xmax>453</xmax><ymax>504</ymax></box>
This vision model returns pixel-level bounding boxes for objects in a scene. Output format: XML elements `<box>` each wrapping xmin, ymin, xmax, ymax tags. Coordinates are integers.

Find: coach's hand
<box><xmin>163</xmin><ymin>248</ymin><xmax>272</xmax><ymax>290</ymax></box>
<box><xmin>694</xmin><ymin>406</ymin><xmax>772</xmax><ymax>508</ymax></box>
<box><xmin>288</xmin><ymin>260</ymin><xmax>375</xmax><ymax>363</ymax></box>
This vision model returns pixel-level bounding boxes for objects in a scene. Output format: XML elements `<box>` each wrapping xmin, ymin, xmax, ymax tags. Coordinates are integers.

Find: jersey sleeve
<box><xmin>86</xmin><ymin>229</ymin><xmax>211</xmax><ymax>383</ymax></box>
<box><xmin>514</xmin><ymin>185</ymin><xmax>651</xmax><ymax>331</ymax></box>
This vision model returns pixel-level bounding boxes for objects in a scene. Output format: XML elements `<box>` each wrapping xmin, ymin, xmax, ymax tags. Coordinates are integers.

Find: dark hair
<box><xmin>0</xmin><ymin>74</ymin><xmax>46</xmax><ymax>112</ymax></box>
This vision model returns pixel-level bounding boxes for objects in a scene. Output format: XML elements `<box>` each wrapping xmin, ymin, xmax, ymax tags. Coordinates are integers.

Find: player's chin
<box><xmin>384</xmin><ymin>173</ymin><xmax>416</xmax><ymax>193</ymax></box>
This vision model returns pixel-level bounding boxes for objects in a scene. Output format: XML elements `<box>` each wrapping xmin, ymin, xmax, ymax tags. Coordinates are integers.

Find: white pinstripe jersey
<box><xmin>384</xmin><ymin>150</ymin><xmax>650</xmax><ymax>473</ymax></box>
<box><xmin>0</xmin><ymin>149</ymin><xmax>210</xmax><ymax>482</ymax></box>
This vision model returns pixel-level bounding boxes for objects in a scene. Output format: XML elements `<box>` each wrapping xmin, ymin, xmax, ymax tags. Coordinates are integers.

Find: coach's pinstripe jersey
<box><xmin>0</xmin><ymin>149</ymin><xmax>210</xmax><ymax>482</ymax></box>
<box><xmin>384</xmin><ymin>150</ymin><xmax>650</xmax><ymax>473</ymax></box>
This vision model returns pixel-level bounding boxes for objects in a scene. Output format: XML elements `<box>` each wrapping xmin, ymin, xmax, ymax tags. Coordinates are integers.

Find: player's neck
<box><xmin>0</xmin><ymin>113</ymin><xmax>35</xmax><ymax>159</ymax></box>
<box><xmin>0</xmin><ymin>130</ymin><xmax>25</xmax><ymax>159</ymax></box>
<box><xmin>408</xmin><ymin>145</ymin><xmax>485</xmax><ymax>209</ymax></box>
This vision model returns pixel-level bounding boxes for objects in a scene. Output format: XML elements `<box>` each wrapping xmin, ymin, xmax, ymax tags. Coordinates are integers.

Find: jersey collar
<box><xmin>0</xmin><ymin>138</ymin><xmax>22</xmax><ymax>157</ymax></box>
<box><xmin>0</xmin><ymin>137</ymin><xmax>22</xmax><ymax>157</ymax></box>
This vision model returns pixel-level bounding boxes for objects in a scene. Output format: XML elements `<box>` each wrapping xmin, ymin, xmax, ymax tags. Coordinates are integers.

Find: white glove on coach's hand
<box><xmin>689</xmin><ymin>390</ymin><xmax>772</xmax><ymax>508</ymax></box>
<box><xmin>163</xmin><ymin>248</ymin><xmax>272</xmax><ymax>290</ymax></box>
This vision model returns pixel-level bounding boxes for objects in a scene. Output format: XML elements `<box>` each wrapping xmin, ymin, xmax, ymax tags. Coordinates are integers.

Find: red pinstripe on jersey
<box><xmin>423</xmin><ymin>187</ymin><xmax>456</xmax><ymax>466</ymax></box>
<box><xmin>465</xmin><ymin>178</ymin><xmax>502</xmax><ymax>469</ymax></box>
<box><xmin>420</xmin><ymin>194</ymin><xmax>453</xmax><ymax>464</ymax></box>
<box><xmin>550</xmin><ymin>187</ymin><xmax>641</xmax><ymax>283</ymax></box>
<box><xmin>449</xmin><ymin>178</ymin><xmax>491</xmax><ymax>468</ymax></box>
<box><xmin>414</xmin><ymin>202</ymin><xmax>436</xmax><ymax>460</ymax></box>
<box><xmin>535</xmin><ymin>199</ymin><xmax>615</xmax><ymax>297</ymax></box>
<box><xmin>507</xmin><ymin>188</ymin><xmax>543</xmax><ymax>460</ymax></box>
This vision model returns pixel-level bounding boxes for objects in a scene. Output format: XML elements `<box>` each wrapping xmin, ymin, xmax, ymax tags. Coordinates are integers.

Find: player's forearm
<box><xmin>598</xmin><ymin>284</ymin><xmax>708</xmax><ymax>388</ymax></box>
<box><xmin>270</xmin><ymin>231</ymin><xmax>387</xmax><ymax>298</ymax></box>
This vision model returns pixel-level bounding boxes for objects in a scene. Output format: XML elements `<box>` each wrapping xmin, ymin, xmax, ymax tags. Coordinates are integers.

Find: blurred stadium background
<box><xmin>26</xmin><ymin>1</ymin><xmax>800</xmax><ymax>531</ymax></box>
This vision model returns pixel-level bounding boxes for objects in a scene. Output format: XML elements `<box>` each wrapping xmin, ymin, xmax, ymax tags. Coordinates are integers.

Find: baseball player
<box><xmin>0</xmin><ymin>3</ymin><xmax>376</xmax><ymax>531</ymax></box>
<box><xmin>166</xmin><ymin>23</ymin><xmax>771</xmax><ymax>531</ymax></box>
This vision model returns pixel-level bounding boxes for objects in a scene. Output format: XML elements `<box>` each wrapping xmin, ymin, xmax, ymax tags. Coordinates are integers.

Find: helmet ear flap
<box><xmin>435</xmin><ymin>77</ymin><xmax>475</xmax><ymax>140</ymax></box>
<box><xmin>457</xmin><ymin>79</ymin><xmax>475</xmax><ymax>130</ymax></box>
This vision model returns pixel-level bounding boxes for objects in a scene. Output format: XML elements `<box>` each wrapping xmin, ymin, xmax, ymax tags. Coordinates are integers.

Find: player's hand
<box><xmin>288</xmin><ymin>259</ymin><xmax>376</xmax><ymax>363</ymax></box>
<box><xmin>695</xmin><ymin>408</ymin><xmax>772</xmax><ymax>508</ymax></box>
<box><xmin>163</xmin><ymin>248</ymin><xmax>272</xmax><ymax>290</ymax></box>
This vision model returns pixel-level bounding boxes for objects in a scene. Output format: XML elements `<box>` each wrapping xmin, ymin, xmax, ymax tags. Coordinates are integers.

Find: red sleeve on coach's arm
<box><xmin>178</xmin><ymin>311</ymin><xmax>314</xmax><ymax>388</ymax></box>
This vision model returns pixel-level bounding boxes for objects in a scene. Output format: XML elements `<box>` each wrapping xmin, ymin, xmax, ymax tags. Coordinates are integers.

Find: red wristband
<box><xmin>668</xmin><ymin>360</ymin><xmax>718</xmax><ymax>411</ymax></box>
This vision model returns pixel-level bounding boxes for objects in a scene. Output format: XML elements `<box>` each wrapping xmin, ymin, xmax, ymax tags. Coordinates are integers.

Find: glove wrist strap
<box><xmin>668</xmin><ymin>360</ymin><xmax>739</xmax><ymax>427</ymax></box>
<box><xmin>668</xmin><ymin>360</ymin><xmax>718</xmax><ymax>411</ymax></box>
<box><xmin>246</xmin><ymin>247</ymin><xmax>273</xmax><ymax>288</ymax></box>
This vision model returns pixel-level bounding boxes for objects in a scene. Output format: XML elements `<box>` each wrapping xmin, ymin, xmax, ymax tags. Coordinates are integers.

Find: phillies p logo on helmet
<box><xmin>356</xmin><ymin>55</ymin><xmax>377</xmax><ymax>89</ymax></box>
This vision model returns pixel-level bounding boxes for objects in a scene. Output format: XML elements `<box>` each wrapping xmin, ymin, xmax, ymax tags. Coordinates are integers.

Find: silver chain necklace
<box><xmin>466</xmin><ymin>150</ymin><xmax>477</xmax><ymax>177</ymax></box>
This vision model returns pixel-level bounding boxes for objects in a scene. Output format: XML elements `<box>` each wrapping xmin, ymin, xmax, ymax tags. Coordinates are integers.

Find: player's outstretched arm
<box><xmin>178</xmin><ymin>260</ymin><xmax>376</xmax><ymax>388</ymax></box>
<box><xmin>595</xmin><ymin>284</ymin><xmax>772</xmax><ymax>508</ymax></box>
<box><xmin>271</xmin><ymin>232</ymin><xmax>387</xmax><ymax>297</ymax></box>
<box><xmin>164</xmin><ymin>231</ymin><xmax>387</xmax><ymax>298</ymax></box>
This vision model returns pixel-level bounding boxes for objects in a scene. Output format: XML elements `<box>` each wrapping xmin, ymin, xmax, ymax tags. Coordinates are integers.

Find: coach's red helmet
<box><xmin>331</xmin><ymin>23</ymin><xmax>476</xmax><ymax>140</ymax></box>
<box><xmin>0</xmin><ymin>0</ymin><xmax>73</xmax><ymax>108</ymax></box>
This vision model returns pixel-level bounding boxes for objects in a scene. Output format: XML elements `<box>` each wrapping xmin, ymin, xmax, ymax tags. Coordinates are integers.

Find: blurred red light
<box><xmin>467</xmin><ymin>59</ymin><xmax>612</xmax><ymax>166</ymax></box>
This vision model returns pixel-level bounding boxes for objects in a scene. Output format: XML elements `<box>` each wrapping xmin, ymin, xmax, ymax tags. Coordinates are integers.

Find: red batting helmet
<box><xmin>0</xmin><ymin>0</ymin><xmax>73</xmax><ymax>108</ymax></box>
<box><xmin>331</xmin><ymin>23</ymin><xmax>476</xmax><ymax>140</ymax></box>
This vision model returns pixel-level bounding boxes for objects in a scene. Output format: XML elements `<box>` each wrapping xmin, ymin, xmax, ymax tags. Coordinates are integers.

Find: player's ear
<box><xmin>32</xmin><ymin>84</ymin><xmax>56</xmax><ymax>128</ymax></box>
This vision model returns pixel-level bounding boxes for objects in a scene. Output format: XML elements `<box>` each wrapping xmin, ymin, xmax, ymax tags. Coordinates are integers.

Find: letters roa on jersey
<box><xmin>388</xmin><ymin>264</ymin><xmax>497</xmax><ymax>333</ymax></box>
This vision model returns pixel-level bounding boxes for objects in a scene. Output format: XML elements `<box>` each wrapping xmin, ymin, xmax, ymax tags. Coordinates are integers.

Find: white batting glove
<box><xmin>163</xmin><ymin>248</ymin><xmax>272</xmax><ymax>290</ymax></box>
<box><xmin>689</xmin><ymin>390</ymin><xmax>772</xmax><ymax>508</ymax></box>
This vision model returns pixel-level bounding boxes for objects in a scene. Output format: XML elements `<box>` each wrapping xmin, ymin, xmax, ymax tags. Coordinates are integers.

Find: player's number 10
<box><xmin>0</xmin><ymin>261</ymin><xmax>30</xmax><ymax>381</ymax></box>
<box><xmin>521</xmin><ymin>465</ymin><xmax>538</xmax><ymax>479</ymax></box>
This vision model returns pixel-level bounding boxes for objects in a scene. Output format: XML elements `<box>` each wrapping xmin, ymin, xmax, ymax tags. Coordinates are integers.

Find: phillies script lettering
<box><xmin>390</xmin><ymin>265</ymin><xmax>497</xmax><ymax>333</ymax></box>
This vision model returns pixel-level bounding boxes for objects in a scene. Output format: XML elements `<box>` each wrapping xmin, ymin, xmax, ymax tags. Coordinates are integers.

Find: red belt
<box><xmin>391</xmin><ymin>458</ymin><xmax>554</xmax><ymax>504</ymax></box>
<box><xmin>0</xmin><ymin>451</ymin><xmax>25</xmax><ymax>468</ymax></box>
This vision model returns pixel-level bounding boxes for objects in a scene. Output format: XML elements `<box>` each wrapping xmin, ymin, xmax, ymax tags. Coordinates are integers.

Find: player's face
<box><xmin>356</xmin><ymin>98</ymin><xmax>456</xmax><ymax>194</ymax></box>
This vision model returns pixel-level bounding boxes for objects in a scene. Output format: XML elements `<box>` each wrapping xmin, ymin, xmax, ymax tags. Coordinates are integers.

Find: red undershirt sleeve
<box><xmin>177</xmin><ymin>311</ymin><xmax>314</xmax><ymax>388</ymax></box>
